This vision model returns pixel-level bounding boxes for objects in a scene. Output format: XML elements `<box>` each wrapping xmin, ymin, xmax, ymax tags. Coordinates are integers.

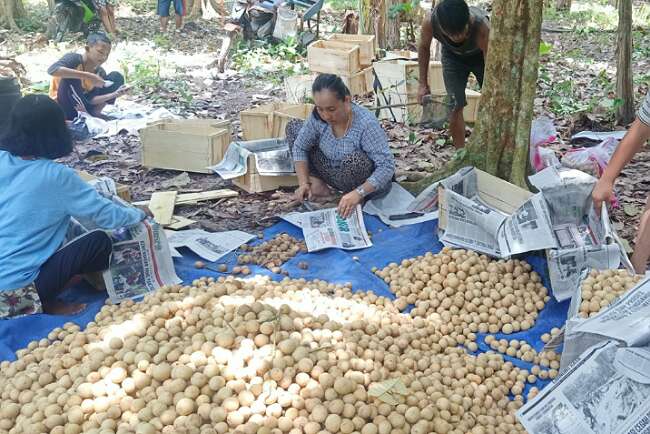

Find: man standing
<box><xmin>418</xmin><ymin>0</ymin><xmax>489</xmax><ymax>148</ymax></box>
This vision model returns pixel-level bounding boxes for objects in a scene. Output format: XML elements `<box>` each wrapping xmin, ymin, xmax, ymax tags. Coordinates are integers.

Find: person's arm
<box><xmin>292</xmin><ymin>117</ymin><xmax>319</xmax><ymax>201</ymax></box>
<box><xmin>48</xmin><ymin>53</ymin><xmax>106</xmax><ymax>88</ymax></box>
<box><xmin>57</xmin><ymin>166</ymin><xmax>145</xmax><ymax>228</ymax></box>
<box><xmin>338</xmin><ymin>118</ymin><xmax>395</xmax><ymax>218</ymax></box>
<box><xmin>592</xmin><ymin>118</ymin><xmax>650</xmax><ymax>210</ymax></box>
<box><xmin>477</xmin><ymin>21</ymin><xmax>490</xmax><ymax>58</ymax></box>
<box><xmin>417</xmin><ymin>15</ymin><xmax>434</xmax><ymax>104</ymax></box>
<box><xmin>88</xmin><ymin>85</ymin><xmax>130</xmax><ymax>106</ymax></box>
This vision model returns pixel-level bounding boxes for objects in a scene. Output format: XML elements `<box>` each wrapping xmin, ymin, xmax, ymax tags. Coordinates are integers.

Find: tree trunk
<box><xmin>404</xmin><ymin>0</ymin><xmax>543</xmax><ymax>193</ymax></box>
<box><xmin>616</xmin><ymin>0</ymin><xmax>634</xmax><ymax>125</ymax></box>
<box><xmin>359</xmin><ymin>0</ymin><xmax>386</xmax><ymax>49</ymax></box>
<box><xmin>385</xmin><ymin>0</ymin><xmax>400</xmax><ymax>49</ymax></box>
<box><xmin>0</xmin><ymin>0</ymin><xmax>24</xmax><ymax>30</ymax></box>
<box><xmin>555</xmin><ymin>0</ymin><xmax>571</xmax><ymax>11</ymax></box>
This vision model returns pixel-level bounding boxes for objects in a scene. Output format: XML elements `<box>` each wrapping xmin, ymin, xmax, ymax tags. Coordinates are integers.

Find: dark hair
<box><xmin>435</xmin><ymin>0</ymin><xmax>470</xmax><ymax>36</ymax></box>
<box><xmin>0</xmin><ymin>94</ymin><xmax>73</xmax><ymax>159</ymax></box>
<box><xmin>312</xmin><ymin>74</ymin><xmax>351</xmax><ymax>101</ymax></box>
<box><xmin>87</xmin><ymin>32</ymin><xmax>112</xmax><ymax>46</ymax></box>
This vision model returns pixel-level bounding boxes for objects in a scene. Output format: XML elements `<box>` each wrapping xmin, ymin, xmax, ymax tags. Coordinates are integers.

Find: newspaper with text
<box><xmin>517</xmin><ymin>341</ymin><xmax>650</xmax><ymax>434</ymax></box>
<box><xmin>209</xmin><ymin>138</ymin><xmax>294</xmax><ymax>179</ymax></box>
<box><xmin>530</xmin><ymin>166</ymin><xmax>633</xmax><ymax>301</ymax></box>
<box><xmin>561</xmin><ymin>276</ymin><xmax>650</xmax><ymax>367</ymax></box>
<box><xmin>364</xmin><ymin>183</ymin><xmax>438</xmax><ymax>227</ymax></box>
<box><xmin>166</xmin><ymin>229</ymin><xmax>255</xmax><ymax>262</ymax></box>
<box><xmin>282</xmin><ymin>205</ymin><xmax>372</xmax><ymax>252</ymax></box>
<box><xmin>438</xmin><ymin>167</ymin><xmax>557</xmax><ymax>258</ymax></box>
<box><xmin>103</xmin><ymin>220</ymin><xmax>181</xmax><ymax>303</ymax></box>
<box><xmin>68</xmin><ymin>184</ymin><xmax>180</xmax><ymax>303</ymax></box>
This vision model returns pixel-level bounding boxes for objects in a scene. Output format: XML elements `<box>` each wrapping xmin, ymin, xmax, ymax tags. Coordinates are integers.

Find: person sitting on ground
<box><xmin>48</xmin><ymin>32</ymin><xmax>129</xmax><ymax>121</ymax></box>
<box><xmin>287</xmin><ymin>74</ymin><xmax>395</xmax><ymax>219</ymax></box>
<box><xmin>157</xmin><ymin>0</ymin><xmax>185</xmax><ymax>32</ymax></box>
<box><xmin>417</xmin><ymin>0</ymin><xmax>489</xmax><ymax>149</ymax></box>
<box><xmin>0</xmin><ymin>95</ymin><xmax>146</xmax><ymax>317</ymax></box>
<box><xmin>592</xmin><ymin>93</ymin><xmax>650</xmax><ymax>274</ymax></box>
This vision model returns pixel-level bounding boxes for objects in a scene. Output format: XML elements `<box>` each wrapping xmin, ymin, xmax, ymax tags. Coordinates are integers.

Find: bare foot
<box><xmin>43</xmin><ymin>301</ymin><xmax>87</xmax><ymax>316</ymax></box>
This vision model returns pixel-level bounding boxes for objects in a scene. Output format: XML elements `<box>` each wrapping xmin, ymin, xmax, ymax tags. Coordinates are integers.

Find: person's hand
<box><xmin>417</xmin><ymin>83</ymin><xmax>431</xmax><ymax>104</ymax></box>
<box><xmin>87</xmin><ymin>73</ymin><xmax>107</xmax><ymax>89</ymax></box>
<box><xmin>294</xmin><ymin>183</ymin><xmax>312</xmax><ymax>202</ymax></box>
<box><xmin>337</xmin><ymin>190</ymin><xmax>362</xmax><ymax>219</ymax></box>
<box><xmin>592</xmin><ymin>177</ymin><xmax>615</xmax><ymax>213</ymax></box>
<box><xmin>114</xmin><ymin>84</ymin><xmax>132</xmax><ymax>97</ymax></box>
<box><xmin>136</xmin><ymin>205</ymin><xmax>154</xmax><ymax>219</ymax></box>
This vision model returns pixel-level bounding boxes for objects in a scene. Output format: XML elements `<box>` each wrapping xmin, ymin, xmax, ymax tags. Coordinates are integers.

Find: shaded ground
<box><xmin>1</xmin><ymin>1</ymin><xmax>649</xmax><ymax>241</ymax></box>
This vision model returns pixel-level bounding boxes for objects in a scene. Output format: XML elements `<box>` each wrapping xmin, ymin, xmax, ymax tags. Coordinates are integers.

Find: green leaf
<box><xmin>623</xmin><ymin>204</ymin><xmax>640</xmax><ymax>217</ymax></box>
<box><xmin>435</xmin><ymin>138</ymin><xmax>446</xmax><ymax>146</ymax></box>
<box><xmin>539</xmin><ymin>41</ymin><xmax>552</xmax><ymax>56</ymax></box>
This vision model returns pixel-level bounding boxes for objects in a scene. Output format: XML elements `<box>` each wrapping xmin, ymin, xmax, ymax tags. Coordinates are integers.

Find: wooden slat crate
<box><xmin>342</xmin><ymin>67</ymin><xmax>374</xmax><ymax>96</ymax></box>
<box><xmin>373</xmin><ymin>59</ymin><xmax>445</xmax><ymax>97</ymax></box>
<box><xmin>232</xmin><ymin>153</ymin><xmax>298</xmax><ymax>193</ymax></box>
<box><xmin>140</xmin><ymin>119</ymin><xmax>232</xmax><ymax>174</ymax></box>
<box><xmin>376</xmin><ymin>89</ymin><xmax>481</xmax><ymax>124</ymax></box>
<box><xmin>307</xmin><ymin>40</ymin><xmax>361</xmax><ymax>76</ymax></box>
<box><xmin>240</xmin><ymin>102</ymin><xmax>297</xmax><ymax>140</ymax></box>
<box><xmin>326</xmin><ymin>34</ymin><xmax>376</xmax><ymax>67</ymax></box>
<box><xmin>285</xmin><ymin>68</ymin><xmax>373</xmax><ymax>102</ymax></box>
<box><xmin>274</xmin><ymin>104</ymin><xmax>314</xmax><ymax>138</ymax></box>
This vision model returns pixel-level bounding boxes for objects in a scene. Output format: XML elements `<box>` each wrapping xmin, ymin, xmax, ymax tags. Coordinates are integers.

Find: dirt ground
<box><xmin>1</xmin><ymin>4</ymin><xmax>649</xmax><ymax>243</ymax></box>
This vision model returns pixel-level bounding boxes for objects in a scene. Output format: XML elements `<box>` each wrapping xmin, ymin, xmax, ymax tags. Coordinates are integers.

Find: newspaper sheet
<box><xmin>562</xmin><ymin>276</ymin><xmax>650</xmax><ymax>367</ymax></box>
<box><xmin>438</xmin><ymin>167</ymin><xmax>557</xmax><ymax>257</ymax></box>
<box><xmin>68</xmin><ymin>184</ymin><xmax>181</xmax><ymax>303</ymax></box>
<box><xmin>517</xmin><ymin>341</ymin><xmax>650</xmax><ymax>434</ymax></box>
<box><xmin>166</xmin><ymin>229</ymin><xmax>254</xmax><ymax>262</ymax></box>
<box><xmin>530</xmin><ymin>166</ymin><xmax>632</xmax><ymax>301</ymax></box>
<box><xmin>283</xmin><ymin>205</ymin><xmax>372</xmax><ymax>252</ymax></box>
<box><xmin>103</xmin><ymin>220</ymin><xmax>181</xmax><ymax>303</ymax></box>
<box><xmin>363</xmin><ymin>183</ymin><xmax>438</xmax><ymax>227</ymax></box>
<box><xmin>209</xmin><ymin>138</ymin><xmax>294</xmax><ymax>179</ymax></box>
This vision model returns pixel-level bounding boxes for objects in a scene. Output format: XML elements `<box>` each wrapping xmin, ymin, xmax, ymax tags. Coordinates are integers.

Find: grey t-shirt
<box><xmin>430</xmin><ymin>5</ymin><xmax>488</xmax><ymax>57</ymax></box>
<box><xmin>639</xmin><ymin>93</ymin><xmax>650</xmax><ymax>127</ymax></box>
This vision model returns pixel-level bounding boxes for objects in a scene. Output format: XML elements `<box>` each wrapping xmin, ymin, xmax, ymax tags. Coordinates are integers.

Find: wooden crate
<box><xmin>232</xmin><ymin>144</ymin><xmax>300</xmax><ymax>193</ymax></box>
<box><xmin>342</xmin><ymin>67</ymin><xmax>374</xmax><ymax>96</ymax></box>
<box><xmin>385</xmin><ymin>50</ymin><xmax>417</xmax><ymax>60</ymax></box>
<box><xmin>140</xmin><ymin>119</ymin><xmax>231</xmax><ymax>174</ymax></box>
<box><xmin>77</xmin><ymin>170</ymin><xmax>131</xmax><ymax>202</ymax></box>
<box><xmin>307</xmin><ymin>40</ymin><xmax>361</xmax><ymax>76</ymax></box>
<box><xmin>376</xmin><ymin>90</ymin><xmax>481</xmax><ymax>124</ymax></box>
<box><xmin>327</xmin><ymin>34</ymin><xmax>376</xmax><ymax>67</ymax></box>
<box><xmin>241</xmin><ymin>103</ymin><xmax>313</xmax><ymax>140</ymax></box>
<box><xmin>274</xmin><ymin>104</ymin><xmax>314</xmax><ymax>138</ymax></box>
<box><xmin>464</xmin><ymin>89</ymin><xmax>481</xmax><ymax>123</ymax></box>
<box><xmin>373</xmin><ymin>59</ymin><xmax>445</xmax><ymax>98</ymax></box>
<box><xmin>240</xmin><ymin>102</ymin><xmax>297</xmax><ymax>140</ymax></box>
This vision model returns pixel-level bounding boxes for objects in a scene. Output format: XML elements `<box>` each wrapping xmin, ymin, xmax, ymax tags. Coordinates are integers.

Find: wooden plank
<box><xmin>166</xmin><ymin>215</ymin><xmax>196</xmax><ymax>230</ymax></box>
<box><xmin>149</xmin><ymin>191</ymin><xmax>177</xmax><ymax>225</ymax></box>
<box><xmin>133</xmin><ymin>189</ymin><xmax>239</xmax><ymax>206</ymax></box>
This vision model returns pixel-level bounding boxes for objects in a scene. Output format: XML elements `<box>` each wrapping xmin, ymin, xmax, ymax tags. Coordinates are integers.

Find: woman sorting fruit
<box><xmin>0</xmin><ymin>95</ymin><xmax>146</xmax><ymax>318</ymax></box>
<box><xmin>286</xmin><ymin>74</ymin><xmax>395</xmax><ymax>219</ymax></box>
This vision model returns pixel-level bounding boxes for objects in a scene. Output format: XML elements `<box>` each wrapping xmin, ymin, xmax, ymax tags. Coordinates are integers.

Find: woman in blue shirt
<box><xmin>0</xmin><ymin>95</ymin><xmax>145</xmax><ymax>317</ymax></box>
<box><xmin>287</xmin><ymin>74</ymin><xmax>395</xmax><ymax>218</ymax></box>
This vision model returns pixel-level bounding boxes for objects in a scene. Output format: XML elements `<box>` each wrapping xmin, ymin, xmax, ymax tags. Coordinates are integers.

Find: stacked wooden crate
<box><xmin>306</xmin><ymin>34</ymin><xmax>376</xmax><ymax>96</ymax></box>
<box><xmin>373</xmin><ymin>57</ymin><xmax>481</xmax><ymax>124</ymax></box>
<box><xmin>140</xmin><ymin>119</ymin><xmax>232</xmax><ymax>174</ymax></box>
<box><xmin>237</xmin><ymin>103</ymin><xmax>314</xmax><ymax>193</ymax></box>
<box><xmin>239</xmin><ymin>102</ymin><xmax>313</xmax><ymax>141</ymax></box>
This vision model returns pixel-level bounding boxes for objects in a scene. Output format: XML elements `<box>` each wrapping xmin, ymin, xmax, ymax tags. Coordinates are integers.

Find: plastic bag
<box><xmin>529</xmin><ymin>116</ymin><xmax>559</xmax><ymax>172</ymax></box>
<box><xmin>561</xmin><ymin>136</ymin><xmax>619</xmax><ymax>178</ymax></box>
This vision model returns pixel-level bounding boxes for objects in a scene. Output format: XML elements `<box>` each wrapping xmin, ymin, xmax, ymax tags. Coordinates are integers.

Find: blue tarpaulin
<box><xmin>0</xmin><ymin>215</ymin><xmax>570</xmax><ymax>393</ymax></box>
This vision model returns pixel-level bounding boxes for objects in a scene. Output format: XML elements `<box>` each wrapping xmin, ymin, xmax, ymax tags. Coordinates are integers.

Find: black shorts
<box><xmin>441</xmin><ymin>47</ymin><xmax>485</xmax><ymax>110</ymax></box>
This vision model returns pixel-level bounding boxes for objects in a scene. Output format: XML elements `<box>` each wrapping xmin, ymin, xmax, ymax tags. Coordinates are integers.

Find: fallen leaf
<box><xmin>160</xmin><ymin>172</ymin><xmax>192</xmax><ymax>189</ymax></box>
<box><xmin>623</xmin><ymin>204</ymin><xmax>640</xmax><ymax>217</ymax></box>
<box><xmin>368</xmin><ymin>378</ymin><xmax>408</xmax><ymax>405</ymax></box>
